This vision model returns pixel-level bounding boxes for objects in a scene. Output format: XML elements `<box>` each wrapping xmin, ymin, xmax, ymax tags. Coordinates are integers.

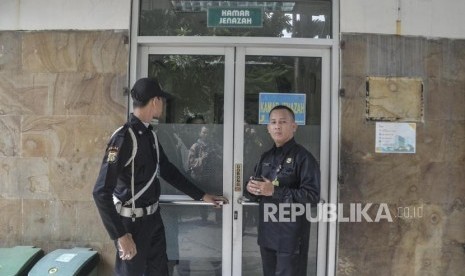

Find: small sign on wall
<box><xmin>375</xmin><ymin>122</ymin><xmax>416</xmax><ymax>153</ymax></box>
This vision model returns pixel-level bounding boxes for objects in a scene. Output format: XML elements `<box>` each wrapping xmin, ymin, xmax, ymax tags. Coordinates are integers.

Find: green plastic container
<box><xmin>0</xmin><ymin>246</ymin><xmax>44</xmax><ymax>276</ymax></box>
<box><xmin>28</xmin><ymin>247</ymin><xmax>99</xmax><ymax>276</ymax></box>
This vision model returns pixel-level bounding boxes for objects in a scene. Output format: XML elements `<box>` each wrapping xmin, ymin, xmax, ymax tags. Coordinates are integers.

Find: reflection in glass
<box><xmin>160</xmin><ymin>205</ymin><xmax>222</xmax><ymax>276</ymax></box>
<box><xmin>157</xmin><ymin>124</ymin><xmax>223</xmax><ymax>195</ymax></box>
<box><xmin>148</xmin><ymin>54</ymin><xmax>225</xmax><ymax>124</ymax></box>
<box><xmin>242</xmin><ymin>205</ymin><xmax>262</xmax><ymax>275</ymax></box>
<box><xmin>148</xmin><ymin>54</ymin><xmax>225</xmax><ymax>194</ymax></box>
<box><xmin>188</xmin><ymin>125</ymin><xmax>223</xmax><ymax>195</ymax></box>
<box><xmin>149</xmin><ymin>54</ymin><xmax>224</xmax><ymax>275</ymax></box>
<box><xmin>140</xmin><ymin>0</ymin><xmax>332</xmax><ymax>38</ymax></box>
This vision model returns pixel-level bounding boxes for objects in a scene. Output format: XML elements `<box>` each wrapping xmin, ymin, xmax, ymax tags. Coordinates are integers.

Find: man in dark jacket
<box><xmin>246</xmin><ymin>105</ymin><xmax>320</xmax><ymax>276</ymax></box>
<box><xmin>93</xmin><ymin>77</ymin><xmax>227</xmax><ymax>276</ymax></box>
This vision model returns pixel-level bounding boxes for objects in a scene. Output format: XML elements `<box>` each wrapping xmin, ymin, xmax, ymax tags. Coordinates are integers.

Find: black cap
<box><xmin>130</xmin><ymin>78</ymin><xmax>171</xmax><ymax>103</ymax></box>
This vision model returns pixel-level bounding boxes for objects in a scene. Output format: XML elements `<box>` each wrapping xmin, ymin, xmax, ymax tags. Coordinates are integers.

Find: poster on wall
<box><xmin>258</xmin><ymin>93</ymin><xmax>306</xmax><ymax>125</ymax></box>
<box><xmin>375</xmin><ymin>122</ymin><xmax>416</xmax><ymax>153</ymax></box>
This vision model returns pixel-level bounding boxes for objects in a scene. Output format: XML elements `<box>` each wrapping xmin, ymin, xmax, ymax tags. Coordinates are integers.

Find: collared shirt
<box><xmin>93</xmin><ymin>114</ymin><xmax>205</xmax><ymax>240</ymax></box>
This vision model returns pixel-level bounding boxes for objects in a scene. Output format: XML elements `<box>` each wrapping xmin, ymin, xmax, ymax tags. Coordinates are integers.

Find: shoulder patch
<box><xmin>107</xmin><ymin>146</ymin><xmax>119</xmax><ymax>163</ymax></box>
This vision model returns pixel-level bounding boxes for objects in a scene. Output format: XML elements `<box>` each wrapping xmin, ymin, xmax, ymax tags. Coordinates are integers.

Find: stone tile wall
<box><xmin>2</xmin><ymin>30</ymin><xmax>464</xmax><ymax>276</ymax></box>
<box><xmin>339</xmin><ymin>34</ymin><xmax>465</xmax><ymax>275</ymax></box>
<box><xmin>0</xmin><ymin>30</ymin><xmax>128</xmax><ymax>275</ymax></box>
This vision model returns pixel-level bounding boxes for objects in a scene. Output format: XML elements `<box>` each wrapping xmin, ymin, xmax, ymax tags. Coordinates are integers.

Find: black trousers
<box><xmin>115</xmin><ymin>210</ymin><xmax>169</xmax><ymax>276</ymax></box>
<box><xmin>260</xmin><ymin>246</ymin><xmax>308</xmax><ymax>276</ymax></box>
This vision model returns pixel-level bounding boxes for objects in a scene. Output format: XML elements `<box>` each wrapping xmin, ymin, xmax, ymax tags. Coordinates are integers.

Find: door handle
<box><xmin>159</xmin><ymin>200</ymin><xmax>220</xmax><ymax>206</ymax></box>
<box><xmin>236</xmin><ymin>196</ymin><xmax>259</xmax><ymax>206</ymax></box>
<box><xmin>236</xmin><ymin>197</ymin><xmax>324</xmax><ymax>206</ymax></box>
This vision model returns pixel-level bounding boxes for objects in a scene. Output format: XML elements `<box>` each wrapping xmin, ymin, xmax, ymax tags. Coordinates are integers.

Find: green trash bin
<box><xmin>28</xmin><ymin>247</ymin><xmax>99</xmax><ymax>276</ymax></box>
<box><xmin>0</xmin><ymin>246</ymin><xmax>44</xmax><ymax>276</ymax></box>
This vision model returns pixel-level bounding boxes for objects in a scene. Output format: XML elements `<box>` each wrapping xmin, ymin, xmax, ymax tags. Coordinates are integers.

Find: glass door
<box><xmin>138</xmin><ymin>46</ymin><xmax>330</xmax><ymax>276</ymax></box>
<box><xmin>232</xmin><ymin>47</ymin><xmax>330</xmax><ymax>276</ymax></box>
<box><xmin>139</xmin><ymin>46</ymin><xmax>235</xmax><ymax>276</ymax></box>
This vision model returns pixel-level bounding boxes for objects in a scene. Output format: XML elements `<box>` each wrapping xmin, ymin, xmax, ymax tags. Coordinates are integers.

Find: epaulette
<box><xmin>109</xmin><ymin>124</ymin><xmax>130</xmax><ymax>140</ymax></box>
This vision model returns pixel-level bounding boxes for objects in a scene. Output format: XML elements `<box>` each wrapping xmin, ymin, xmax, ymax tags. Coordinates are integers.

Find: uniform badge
<box><xmin>272</xmin><ymin>179</ymin><xmax>280</xmax><ymax>187</ymax></box>
<box><xmin>107</xmin><ymin>146</ymin><xmax>119</xmax><ymax>163</ymax></box>
<box><xmin>286</xmin><ymin>158</ymin><xmax>292</xmax><ymax>164</ymax></box>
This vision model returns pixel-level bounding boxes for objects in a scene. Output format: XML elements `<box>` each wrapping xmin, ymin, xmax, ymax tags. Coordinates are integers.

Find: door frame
<box><xmin>138</xmin><ymin>45</ymin><xmax>333</xmax><ymax>276</ymax></box>
<box><xmin>139</xmin><ymin>46</ymin><xmax>236</xmax><ymax>276</ymax></box>
<box><xmin>129</xmin><ymin>2</ymin><xmax>340</xmax><ymax>276</ymax></box>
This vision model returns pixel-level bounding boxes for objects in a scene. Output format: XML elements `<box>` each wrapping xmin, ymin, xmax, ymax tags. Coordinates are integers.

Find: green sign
<box><xmin>208</xmin><ymin>7</ymin><xmax>263</xmax><ymax>28</ymax></box>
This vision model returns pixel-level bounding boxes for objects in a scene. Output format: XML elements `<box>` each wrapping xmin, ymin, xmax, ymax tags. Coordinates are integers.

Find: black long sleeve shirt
<box><xmin>248</xmin><ymin>138</ymin><xmax>320</xmax><ymax>253</ymax></box>
<box><xmin>93</xmin><ymin>114</ymin><xmax>205</xmax><ymax>240</ymax></box>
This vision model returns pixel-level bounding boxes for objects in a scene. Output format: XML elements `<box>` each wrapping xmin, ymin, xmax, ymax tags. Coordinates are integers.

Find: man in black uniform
<box><xmin>246</xmin><ymin>105</ymin><xmax>320</xmax><ymax>276</ymax></box>
<box><xmin>93</xmin><ymin>77</ymin><xmax>227</xmax><ymax>276</ymax></box>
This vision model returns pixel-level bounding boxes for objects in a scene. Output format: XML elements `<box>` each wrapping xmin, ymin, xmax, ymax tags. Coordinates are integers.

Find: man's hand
<box><xmin>247</xmin><ymin>177</ymin><xmax>274</xmax><ymax>197</ymax></box>
<box><xmin>202</xmin><ymin>194</ymin><xmax>229</xmax><ymax>208</ymax></box>
<box><xmin>117</xmin><ymin>233</ymin><xmax>137</xmax><ymax>260</ymax></box>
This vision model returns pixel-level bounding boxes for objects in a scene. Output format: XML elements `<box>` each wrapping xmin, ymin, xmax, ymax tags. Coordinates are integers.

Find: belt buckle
<box><xmin>131</xmin><ymin>210</ymin><xmax>136</xmax><ymax>221</ymax></box>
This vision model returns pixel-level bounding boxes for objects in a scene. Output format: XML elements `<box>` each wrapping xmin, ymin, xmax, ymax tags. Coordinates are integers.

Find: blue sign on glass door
<box><xmin>258</xmin><ymin>93</ymin><xmax>306</xmax><ymax>125</ymax></box>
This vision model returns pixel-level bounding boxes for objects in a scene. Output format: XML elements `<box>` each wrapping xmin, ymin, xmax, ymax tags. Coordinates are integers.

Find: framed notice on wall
<box><xmin>375</xmin><ymin>122</ymin><xmax>416</xmax><ymax>154</ymax></box>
